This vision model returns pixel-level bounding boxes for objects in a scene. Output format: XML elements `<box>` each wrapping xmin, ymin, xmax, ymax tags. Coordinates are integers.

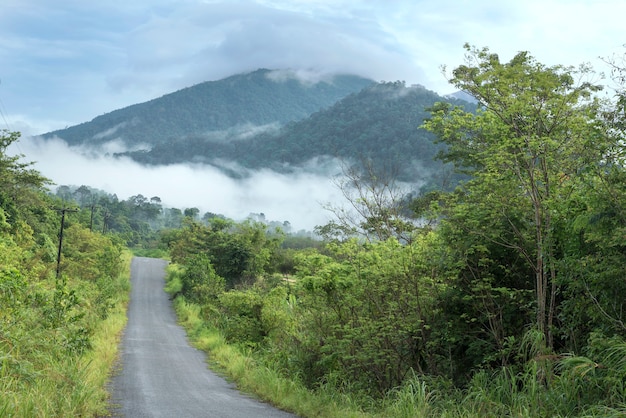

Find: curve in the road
<box><xmin>108</xmin><ymin>256</ymin><xmax>296</xmax><ymax>418</ymax></box>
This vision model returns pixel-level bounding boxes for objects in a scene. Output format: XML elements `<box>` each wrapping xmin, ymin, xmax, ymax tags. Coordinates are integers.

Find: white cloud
<box><xmin>3</xmin><ymin>0</ymin><xmax>625</xmax><ymax>130</ymax></box>
<box><xmin>10</xmin><ymin>135</ymin><xmax>344</xmax><ymax>230</ymax></box>
<box><xmin>108</xmin><ymin>1</ymin><xmax>417</xmax><ymax>94</ymax></box>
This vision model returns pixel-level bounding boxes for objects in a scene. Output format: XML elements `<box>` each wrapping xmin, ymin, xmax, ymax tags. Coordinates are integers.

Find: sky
<box><xmin>1</xmin><ymin>0</ymin><xmax>625</xmax><ymax>230</ymax></box>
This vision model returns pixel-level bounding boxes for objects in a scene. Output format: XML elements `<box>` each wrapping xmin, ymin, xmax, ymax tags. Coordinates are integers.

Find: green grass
<box><xmin>0</xmin><ymin>252</ymin><xmax>131</xmax><ymax>418</ymax></box>
<box><xmin>164</xmin><ymin>263</ymin><xmax>183</xmax><ymax>295</ymax></box>
<box><xmin>82</xmin><ymin>253</ymin><xmax>131</xmax><ymax>416</ymax></box>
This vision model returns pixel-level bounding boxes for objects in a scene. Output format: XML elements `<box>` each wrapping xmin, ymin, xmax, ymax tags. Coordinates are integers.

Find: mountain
<box><xmin>446</xmin><ymin>90</ymin><xmax>478</xmax><ymax>104</ymax></box>
<box><xmin>122</xmin><ymin>81</ymin><xmax>476</xmax><ymax>186</ymax></box>
<box><xmin>42</xmin><ymin>69</ymin><xmax>374</xmax><ymax>147</ymax></box>
<box><xmin>43</xmin><ymin>69</ymin><xmax>476</xmax><ymax>190</ymax></box>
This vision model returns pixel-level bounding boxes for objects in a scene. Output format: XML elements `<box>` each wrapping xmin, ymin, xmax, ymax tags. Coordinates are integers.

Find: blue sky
<box><xmin>1</xmin><ymin>0</ymin><xmax>625</xmax><ymax>229</ymax></box>
<box><xmin>2</xmin><ymin>0</ymin><xmax>625</xmax><ymax>134</ymax></box>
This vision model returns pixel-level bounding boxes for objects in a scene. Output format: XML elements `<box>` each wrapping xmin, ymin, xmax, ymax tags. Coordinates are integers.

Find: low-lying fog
<box><xmin>13</xmin><ymin>136</ymin><xmax>349</xmax><ymax>231</ymax></box>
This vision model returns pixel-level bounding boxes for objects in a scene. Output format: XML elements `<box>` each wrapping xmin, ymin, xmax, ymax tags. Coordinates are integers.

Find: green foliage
<box><xmin>555</xmin><ymin>164</ymin><xmax>626</xmax><ymax>345</ymax></box>
<box><xmin>0</xmin><ymin>130</ymin><xmax>53</xmax><ymax>237</ymax></box>
<box><xmin>423</xmin><ymin>44</ymin><xmax>612</xmax><ymax>352</ymax></box>
<box><xmin>0</xmin><ymin>266</ymin><xmax>27</xmax><ymax>333</ymax></box>
<box><xmin>179</xmin><ymin>253</ymin><xmax>225</xmax><ymax>304</ymax></box>
<box><xmin>0</xmin><ymin>228</ymin><xmax>126</xmax><ymax>415</ymax></box>
<box><xmin>0</xmin><ymin>130</ymin><xmax>129</xmax><ymax>416</ymax></box>
<box><xmin>164</xmin><ymin>264</ymin><xmax>183</xmax><ymax>295</ymax></box>
<box><xmin>217</xmin><ymin>290</ymin><xmax>266</xmax><ymax>348</ymax></box>
<box><xmin>166</xmin><ymin>218</ymin><xmax>283</xmax><ymax>288</ymax></box>
<box><xmin>60</xmin><ymin>224</ymin><xmax>124</xmax><ymax>281</ymax></box>
<box><xmin>249</xmin><ymin>235</ymin><xmax>452</xmax><ymax>395</ymax></box>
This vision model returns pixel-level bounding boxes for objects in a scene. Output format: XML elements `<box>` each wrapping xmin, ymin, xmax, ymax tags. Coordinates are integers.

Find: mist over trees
<box><xmin>121</xmin><ymin>81</ymin><xmax>475</xmax><ymax>190</ymax></box>
<box><xmin>40</xmin><ymin>68</ymin><xmax>476</xmax><ymax>193</ymax></box>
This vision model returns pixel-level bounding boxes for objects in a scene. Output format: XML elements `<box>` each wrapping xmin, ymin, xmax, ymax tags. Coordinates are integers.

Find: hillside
<box><xmin>42</xmin><ymin>69</ymin><xmax>374</xmax><ymax>147</ymax></box>
<box><xmin>42</xmin><ymin>69</ymin><xmax>476</xmax><ymax>190</ymax></box>
<box><xmin>124</xmin><ymin>81</ymin><xmax>476</xmax><ymax>186</ymax></box>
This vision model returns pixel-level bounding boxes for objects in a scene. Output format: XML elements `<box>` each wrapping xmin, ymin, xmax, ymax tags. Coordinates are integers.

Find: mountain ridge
<box><xmin>42</xmin><ymin>69</ymin><xmax>475</xmax><ymax>190</ymax></box>
<box><xmin>119</xmin><ymin>80</ymin><xmax>476</xmax><ymax>188</ymax></box>
<box><xmin>42</xmin><ymin>68</ymin><xmax>374</xmax><ymax>147</ymax></box>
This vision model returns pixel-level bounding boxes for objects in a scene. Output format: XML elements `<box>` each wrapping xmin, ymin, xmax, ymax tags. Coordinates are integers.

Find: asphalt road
<box><xmin>109</xmin><ymin>256</ymin><xmax>297</xmax><ymax>417</ymax></box>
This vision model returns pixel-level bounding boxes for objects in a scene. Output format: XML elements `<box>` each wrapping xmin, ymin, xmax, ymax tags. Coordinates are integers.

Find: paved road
<box><xmin>109</xmin><ymin>256</ymin><xmax>296</xmax><ymax>417</ymax></box>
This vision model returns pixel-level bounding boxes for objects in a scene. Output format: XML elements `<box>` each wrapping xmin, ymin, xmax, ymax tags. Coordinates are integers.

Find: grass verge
<box><xmin>0</xmin><ymin>252</ymin><xmax>132</xmax><ymax>418</ymax></box>
<box><xmin>171</xmin><ymin>295</ymin><xmax>371</xmax><ymax>418</ymax></box>
<box><xmin>84</xmin><ymin>251</ymin><xmax>132</xmax><ymax>416</ymax></box>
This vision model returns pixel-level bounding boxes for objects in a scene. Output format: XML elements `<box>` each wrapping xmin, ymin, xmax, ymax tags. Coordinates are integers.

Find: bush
<box><xmin>180</xmin><ymin>253</ymin><xmax>225</xmax><ymax>304</ymax></box>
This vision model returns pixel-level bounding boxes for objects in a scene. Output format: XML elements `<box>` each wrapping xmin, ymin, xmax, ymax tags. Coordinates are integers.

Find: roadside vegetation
<box><xmin>162</xmin><ymin>46</ymin><xmax>626</xmax><ymax>417</ymax></box>
<box><xmin>0</xmin><ymin>131</ymin><xmax>131</xmax><ymax>417</ymax></box>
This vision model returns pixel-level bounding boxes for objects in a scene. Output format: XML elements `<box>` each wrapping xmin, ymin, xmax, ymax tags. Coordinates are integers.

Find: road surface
<box><xmin>109</xmin><ymin>256</ymin><xmax>296</xmax><ymax>417</ymax></box>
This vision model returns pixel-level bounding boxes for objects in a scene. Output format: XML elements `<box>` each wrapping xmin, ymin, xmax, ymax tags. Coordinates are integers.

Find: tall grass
<box><xmin>80</xmin><ymin>262</ymin><xmax>131</xmax><ymax>416</ymax></box>
<box><xmin>380</xmin><ymin>371</ymin><xmax>437</xmax><ymax>418</ymax></box>
<box><xmin>0</xmin><ymin>252</ymin><xmax>131</xmax><ymax>417</ymax></box>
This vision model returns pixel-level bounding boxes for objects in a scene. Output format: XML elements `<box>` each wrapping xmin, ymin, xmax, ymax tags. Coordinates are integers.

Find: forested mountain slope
<box><xmin>42</xmin><ymin>68</ymin><xmax>475</xmax><ymax>188</ymax></box>
<box><xmin>125</xmin><ymin>81</ymin><xmax>475</xmax><ymax>185</ymax></box>
<box><xmin>42</xmin><ymin>69</ymin><xmax>374</xmax><ymax>147</ymax></box>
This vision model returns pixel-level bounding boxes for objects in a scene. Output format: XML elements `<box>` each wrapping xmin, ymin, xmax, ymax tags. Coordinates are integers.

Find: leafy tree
<box><xmin>61</xmin><ymin>223</ymin><xmax>123</xmax><ymax>282</ymax></box>
<box><xmin>554</xmin><ymin>48</ymin><xmax>626</xmax><ymax>343</ymax></box>
<box><xmin>423</xmin><ymin>44</ymin><xmax>608</xmax><ymax>350</ymax></box>
<box><xmin>323</xmin><ymin>160</ymin><xmax>419</xmax><ymax>243</ymax></box>
<box><xmin>183</xmin><ymin>207</ymin><xmax>200</xmax><ymax>220</ymax></box>
<box><xmin>163</xmin><ymin>207</ymin><xmax>184</xmax><ymax>228</ymax></box>
<box><xmin>165</xmin><ymin>218</ymin><xmax>282</xmax><ymax>288</ymax></box>
<box><xmin>179</xmin><ymin>253</ymin><xmax>225</xmax><ymax>304</ymax></box>
<box><xmin>73</xmin><ymin>185</ymin><xmax>93</xmax><ymax>208</ymax></box>
<box><xmin>217</xmin><ymin>289</ymin><xmax>266</xmax><ymax>348</ymax></box>
<box><xmin>0</xmin><ymin>130</ymin><xmax>52</xmax><ymax>230</ymax></box>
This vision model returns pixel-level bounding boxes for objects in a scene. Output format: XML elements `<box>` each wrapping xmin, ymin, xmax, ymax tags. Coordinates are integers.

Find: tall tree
<box><xmin>322</xmin><ymin>160</ymin><xmax>418</xmax><ymax>243</ymax></box>
<box><xmin>0</xmin><ymin>130</ymin><xmax>52</xmax><ymax>231</ymax></box>
<box><xmin>423</xmin><ymin>45</ymin><xmax>608</xmax><ymax>350</ymax></box>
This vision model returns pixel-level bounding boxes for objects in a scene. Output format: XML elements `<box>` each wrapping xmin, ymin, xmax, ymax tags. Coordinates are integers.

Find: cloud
<box><xmin>11</xmin><ymin>135</ymin><xmax>345</xmax><ymax>231</ymax></box>
<box><xmin>108</xmin><ymin>1</ymin><xmax>420</xmax><ymax>95</ymax></box>
<box><xmin>3</xmin><ymin>0</ymin><xmax>625</xmax><ymax>140</ymax></box>
<box><xmin>2</xmin><ymin>0</ymin><xmax>425</xmax><ymax>131</ymax></box>
<box><xmin>265</xmin><ymin>69</ymin><xmax>344</xmax><ymax>85</ymax></box>
<box><xmin>198</xmin><ymin>123</ymin><xmax>281</xmax><ymax>143</ymax></box>
<box><xmin>91</xmin><ymin>122</ymin><xmax>128</xmax><ymax>140</ymax></box>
